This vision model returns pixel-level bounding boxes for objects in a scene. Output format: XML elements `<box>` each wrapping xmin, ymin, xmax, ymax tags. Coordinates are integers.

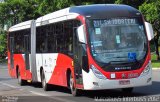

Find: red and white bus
<box><xmin>8</xmin><ymin>4</ymin><xmax>154</xmax><ymax>96</ymax></box>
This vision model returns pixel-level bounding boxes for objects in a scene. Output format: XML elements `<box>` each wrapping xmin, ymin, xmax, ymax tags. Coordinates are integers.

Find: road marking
<box><xmin>47</xmin><ymin>96</ymin><xmax>76</xmax><ymax>102</ymax></box>
<box><xmin>30</xmin><ymin>91</ymin><xmax>76</xmax><ymax>102</ymax></box>
<box><xmin>0</xmin><ymin>82</ymin><xmax>76</xmax><ymax>102</ymax></box>
<box><xmin>19</xmin><ymin>88</ymin><xmax>24</xmax><ymax>91</ymax></box>
<box><xmin>152</xmin><ymin>68</ymin><xmax>160</xmax><ymax>70</ymax></box>
<box><xmin>0</xmin><ymin>82</ymin><xmax>19</xmax><ymax>88</ymax></box>
<box><xmin>30</xmin><ymin>91</ymin><xmax>48</xmax><ymax>96</ymax></box>
<box><xmin>0</xmin><ymin>68</ymin><xmax>8</xmax><ymax>70</ymax></box>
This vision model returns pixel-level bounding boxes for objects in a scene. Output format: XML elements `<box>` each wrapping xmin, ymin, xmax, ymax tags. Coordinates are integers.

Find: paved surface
<box><xmin>0</xmin><ymin>63</ymin><xmax>160</xmax><ymax>102</ymax></box>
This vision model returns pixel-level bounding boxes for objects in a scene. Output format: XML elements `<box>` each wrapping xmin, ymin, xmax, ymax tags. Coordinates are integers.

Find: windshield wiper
<box><xmin>109</xmin><ymin>60</ymin><xmax>130</xmax><ymax>64</ymax></box>
<box><xmin>101</xmin><ymin>59</ymin><xmax>139</xmax><ymax>68</ymax></box>
<box><xmin>101</xmin><ymin>60</ymin><xmax>128</xmax><ymax>67</ymax></box>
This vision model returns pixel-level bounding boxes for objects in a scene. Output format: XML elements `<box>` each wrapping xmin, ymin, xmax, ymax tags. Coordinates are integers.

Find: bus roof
<box><xmin>9</xmin><ymin>20</ymin><xmax>33</xmax><ymax>32</ymax></box>
<box><xmin>69</xmin><ymin>4</ymin><xmax>141</xmax><ymax>18</ymax></box>
<box><xmin>36</xmin><ymin>4</ymin><xmax>141</xmax><ymax>26</ymax></box>
<box><xmin>9</xmin><ymin>4</ymin><xmax>141</xmax><ymax>32</ymax></box>
<box><xmin>36</xmin><ymin>7</ymin><xmax>79</xmax><ymax>27</ymax></box>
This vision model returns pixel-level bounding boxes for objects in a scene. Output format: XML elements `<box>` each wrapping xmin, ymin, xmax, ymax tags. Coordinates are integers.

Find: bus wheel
<box><xmin>41</xmin><ymin>70</ymin><xmax>50</xmax><ymax>91</ymax></box>
<box><xmin>122</xmin><ymin>87</ymin><xmax>133</xmax><ymax>93</ymax></box>
<box><xmin>70</xmin><ymin>74</ymin><xmax>79</xmax><ymax>96</ymax></box>
<box><xmin>18</xmin><ymin>71</ymin><xmax>26</xmax><ymax>86</ymax></box>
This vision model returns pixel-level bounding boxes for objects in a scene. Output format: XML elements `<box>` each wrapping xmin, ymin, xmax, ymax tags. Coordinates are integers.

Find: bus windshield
<box><xmin>88</xmin><ymin>18</ymin><xmax>147</xmax><ymax>65</ymax></box>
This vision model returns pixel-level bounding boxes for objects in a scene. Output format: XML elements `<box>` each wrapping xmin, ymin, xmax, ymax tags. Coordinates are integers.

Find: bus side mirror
<box><xmin>77</xmin><ymin>25</ymin><xmax>87</xmax><ymax>44</ymax></box>
<box><xmin>145</xmin><ymin>22</ymin><xmax>154</xmax><ymax>41</ymax></box>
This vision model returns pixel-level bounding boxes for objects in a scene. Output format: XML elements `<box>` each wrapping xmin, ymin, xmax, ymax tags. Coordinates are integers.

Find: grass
<box><xmin>151</xmin><ymin>54</ymin><xmax>160</xmax><ymax>68</ymax></box>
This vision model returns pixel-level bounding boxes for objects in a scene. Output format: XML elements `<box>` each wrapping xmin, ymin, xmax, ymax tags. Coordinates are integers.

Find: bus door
<box><xmin>73</xmin><ymin>28</ymin><xmax>83</xmax><ymax>85</ymax></box>
<box><xmin>10</xmin><ymin>37</ymin><xmax>14</xmax><ymax>69</ymax></box>
<box><xmin>24</xmin><ymin>35</ymin><xmax>30</xmax><ymax>70</ymax></box>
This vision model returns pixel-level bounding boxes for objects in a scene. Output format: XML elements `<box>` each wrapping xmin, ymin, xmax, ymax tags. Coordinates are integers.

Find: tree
<box><xmin>37</xmin><ymin>0</ymin><xmax>74</xmax><ymax>15</ymax></box>
<box><xmin>0</xmin><ymin>0</ymin><xmax>41</xmax><ymax>60</ymax></box>
<box><xmin>0</xmin><ymin>31</ymin><xmax>7</xmax><ymax>59</ymax></box>
<box><xmin>115</xmin><ymin>0</ymin><xmax>145</xmax><ymax>9</ymax></box>
<box><xmin>0</xmin><ymin>0</ymin><xmax>40</xmax><ymax>26</ymax></box>
<box><xmin>139</xmin><ymin>0</ymin><xmax>160</xmax><ymax>60</ymax></box>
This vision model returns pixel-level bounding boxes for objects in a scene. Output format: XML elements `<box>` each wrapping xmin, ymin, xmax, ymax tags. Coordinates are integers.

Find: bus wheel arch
<box><xmin>40</xmin><ymin>66</ymin><xmax>43</xmax><ymax>80</ymax></box>
<box><xmin>66</xmin><ymin>68</ymin><xmax>71</xmax><ymax>88</ymax></box>
<box><xmin>16</xmin><ymin>65</ymin><xmax>19</xmax><ymax>78</ymax></box>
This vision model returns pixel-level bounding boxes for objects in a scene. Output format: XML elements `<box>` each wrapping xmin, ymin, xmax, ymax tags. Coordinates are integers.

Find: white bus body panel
<box><xmin>36</xmin><ymin>54</ymin><xmax>43</xmax><ymax>82</ymax></box>
<box><xmin>82</xmin><ymin>69</ymin><xmax>152</xmax><ymax>90</ymax></box>
<box><xmin>36</xmin><ymin>53</ymin><xmax>58</xmax><ymax>83</ymax></box>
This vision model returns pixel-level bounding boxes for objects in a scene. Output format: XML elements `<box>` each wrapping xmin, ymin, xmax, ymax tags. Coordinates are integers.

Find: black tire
<box><xmin>69</xmin><ymin>74</ymin><xmax>79</xmax><ymax>96</ymax></box>
<box><xmin>122</xmin><ymin>87</ymin><xmax>133</xmax><ymax>93</ymax></box>
<box><xmin>18</xmin><ymin>71</ymin><xmax>26</xmax><ymax>86</ymax></box>
<box><xmin>41</xmin><ymin>70</ymin><xmax>50</xmax><ymax>91</ymax></box>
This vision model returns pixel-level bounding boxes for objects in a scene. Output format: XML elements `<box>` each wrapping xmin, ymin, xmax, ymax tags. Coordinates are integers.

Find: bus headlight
<box><xmin>91</xmin><ymin>65</ymin><xmax>106</xmax><ymax>79</ymax></box>
<box><xmin>140</xmin><ymin>61</ymin><xmax>151</xmax><ymax>76</ymax></box>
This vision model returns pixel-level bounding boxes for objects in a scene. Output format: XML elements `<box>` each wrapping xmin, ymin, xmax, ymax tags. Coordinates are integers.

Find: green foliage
<box><xmin>37</xmin><ymin>0</ymin><xmax>73</xmax><ymax>15</ymax></box>
<box><xmin>139</xmin><ymin>2</ymin><xmax>158</xmax><ymax>23</ymax></box>
<box><xmin>115</xmin><ymin>0</ymin><xmax>145</xmax><ymax>8</ymax></box>
<box><xmin>115</xmin><ymin>0</ymin><xmax>123</xmax><ymax>4</ymax></box>
<box><xmin>0</xmin><ymin>2</ymin><xmax>10</xmax><ymax>25</ymax></box>
<box><xmin>80</xmin><ymin>2</ymin><xmax>93</xmax><ymax>5</ymax></box>
<box><xmin>72</xmin><ymin>0</ymin><xmax>116</xmax><ymax>5</ymax></box>
<box><xmin>151</xmin><ymin>53</ymin><xmax>160</xmax><ymax>68</ymax></box>
<box><xmin>150</xmin><ymin>40</ymin><xmax>156</xmax><ymax>52</ymax></box>
<box><xmin>139</xmin><ymin>0</ymin><xmax>160</xmax><ymax>29</ymax></box>
<box><xmin>0</xmin><ymin>31</ymin><xmax>7</xmax><ymax>56</ymax></box>
<box><xmin>0</xmin><ymin>0</ymin><xmax>40</xmax><ymax>25</ymax></box>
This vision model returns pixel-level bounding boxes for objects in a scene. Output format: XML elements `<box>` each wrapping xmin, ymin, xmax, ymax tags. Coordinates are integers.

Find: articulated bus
<box><xmin>8</xmin><ymin>4</ymin><xmax>154</xmax><ymax>96</ymax></box>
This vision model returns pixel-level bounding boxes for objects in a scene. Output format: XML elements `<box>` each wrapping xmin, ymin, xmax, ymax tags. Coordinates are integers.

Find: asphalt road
<box><xmin>0</xmin><ymin>63</ymin><xmax>160</xmax><ymax>102</ymax></box>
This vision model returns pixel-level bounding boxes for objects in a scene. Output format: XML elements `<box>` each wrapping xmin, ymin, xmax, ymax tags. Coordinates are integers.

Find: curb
<box><xmin>152</xmin><ymin>68</ymin><xmax>160</xmax><ymax>70</ymax></box>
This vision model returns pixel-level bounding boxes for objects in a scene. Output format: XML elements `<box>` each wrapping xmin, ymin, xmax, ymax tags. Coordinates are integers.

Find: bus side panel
<box><xmin>48</xmin><ymin>53</ymin><xmax>73</xmax><ymax>87</ymax></box>
<box><xmin>40</xmin><ymin>53</ymin><xmax>58</xmax><ymax>83</ymax></box>
<box><xmin>36</xmin><ymin>54</ymin><xmax>43</xmax><ymax>82</ymax></box>
<box><xmin>36</xmin><ymin>53</ymin><xmax>60</xmax><ymax>84</ymax></box>
<box><xmin>13</xmin><ymin>54</ymin><xmax>32</xmax><ymax>80</ymax></box>
<box><xmin>7</xmin><ymin>51</ymin><xmax>15</xmax><ymax>78</ymax></box>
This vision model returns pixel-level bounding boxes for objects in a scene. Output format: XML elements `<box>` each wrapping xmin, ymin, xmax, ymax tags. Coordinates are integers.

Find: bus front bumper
<box><xmin>82</xmin><ymin>69</ymin><xmax>152</xmax><ymax>90</ymax></box>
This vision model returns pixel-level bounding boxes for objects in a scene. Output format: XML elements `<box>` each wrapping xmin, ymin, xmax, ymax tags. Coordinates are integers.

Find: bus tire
<box><xmin>70</xmin><ymin>74</ymin><xmax>79</xmax><ymax>96</ymax></box>
<box><xmin>18</xmin><ymin>71</ymin><xmax>26</xmax><ymax>86</ymax></box>
<box><xmin>122</xmin><ymin>87</ymin><xmax>133</xmax><ymax>93</ymax></box>
<box><xmin>41</xmin><ymin>70</ymin><xmax>50</xmax><ymax>91</ymax></box>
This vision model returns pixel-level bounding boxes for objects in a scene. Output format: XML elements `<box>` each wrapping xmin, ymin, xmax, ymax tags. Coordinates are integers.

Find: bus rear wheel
<box><xmin>41</xmin><ymin>70</ymin><xmax>50</xmax><ymax>91</ymax></box>
<box><xmin>70</xmin><ymin>74</ymin><xmax>79</xmax><ymax>96</ymax></box>
<box><xmin>122</xmin><ymin>87</ymin><xmax>133</xmax><ymax>93</ymax></box>
<box><xmin>18</xmin><ymin>71</ymin><xmax>26</xmax><ymax>86</ymax></box>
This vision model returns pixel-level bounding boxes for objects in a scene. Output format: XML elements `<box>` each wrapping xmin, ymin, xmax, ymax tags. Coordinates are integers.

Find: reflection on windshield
<box><xmin>89</xmin><ymin>18</ymin><xmax>147</xmax><ymax>64</ymax></box>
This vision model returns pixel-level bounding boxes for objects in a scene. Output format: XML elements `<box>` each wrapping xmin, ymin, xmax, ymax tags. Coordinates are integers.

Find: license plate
<box><xmin>119</xmin><ymin>80</ymin><xmax>130</xmax><ymax>85</ymax></box>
